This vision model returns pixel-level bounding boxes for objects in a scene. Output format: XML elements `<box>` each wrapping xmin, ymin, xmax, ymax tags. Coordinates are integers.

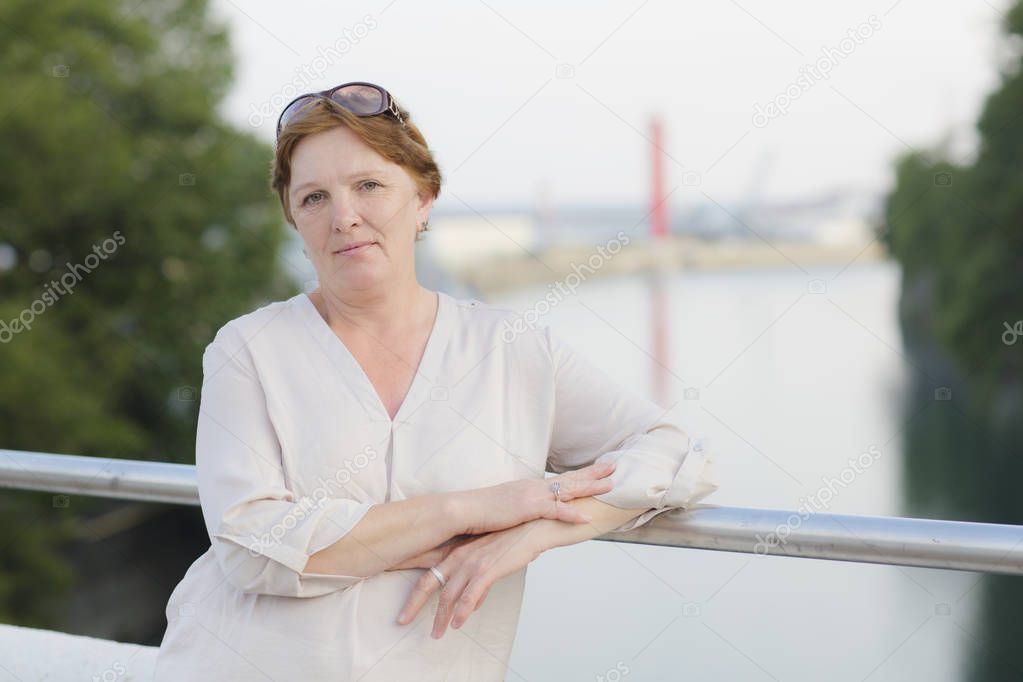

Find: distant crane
<box><xmin>732</xmin><ymin>148</ymin><xmax>778</xmax><ymax>238</ymax></box>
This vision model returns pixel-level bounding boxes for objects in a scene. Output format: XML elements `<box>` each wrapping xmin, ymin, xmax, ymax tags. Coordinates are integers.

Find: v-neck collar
<box><xmin>295</xmin><ymin>289</ymin><xmax>452</xmax><ymax>425</ymax></box>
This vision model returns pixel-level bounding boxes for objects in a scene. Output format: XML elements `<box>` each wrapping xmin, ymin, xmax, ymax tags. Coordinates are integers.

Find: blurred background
<box><xmin>0</xmin><ymin>0</ymin><xmax>1021</xmax><ymax>679</ymax></box>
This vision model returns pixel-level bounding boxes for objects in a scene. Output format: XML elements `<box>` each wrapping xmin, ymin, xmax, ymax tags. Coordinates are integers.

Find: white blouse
<box><xmin>153</xmin><ymin>289</ymin><xmax>720</xmax><ymax>681</ymax></box>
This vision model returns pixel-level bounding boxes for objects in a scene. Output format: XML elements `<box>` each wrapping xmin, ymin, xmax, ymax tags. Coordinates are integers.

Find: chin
<box><xmin>321</xmin><ymin>270</ymin><xmax>387</xmax><ymax>292</ymax></box>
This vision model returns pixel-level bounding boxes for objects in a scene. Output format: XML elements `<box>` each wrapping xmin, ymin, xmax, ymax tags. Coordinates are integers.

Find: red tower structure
<box><xmin>650</xmin><ymin>115</ymin><xmax>669</xmax><ymax>240</ymax></box>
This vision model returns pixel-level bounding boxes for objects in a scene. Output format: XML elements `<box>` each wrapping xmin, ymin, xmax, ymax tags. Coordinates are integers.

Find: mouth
<box><xmin>334</xmin><ymin>241</ymin><xmax>377</xmax><ymax>255</ymax></box>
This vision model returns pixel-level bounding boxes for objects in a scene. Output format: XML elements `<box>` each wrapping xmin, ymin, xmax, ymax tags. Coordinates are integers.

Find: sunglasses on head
<box><xmin>275</xmin><ymin>81</ymin><xmax>406</xmax><ymax>139</ymax></box>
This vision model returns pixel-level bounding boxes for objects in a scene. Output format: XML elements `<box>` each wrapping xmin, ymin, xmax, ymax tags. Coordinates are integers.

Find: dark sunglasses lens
<box><xmin>278</xmin><ymin>95</ymin><xmax>318</xmax><ymax>131</ymax></box>
<box><xmin>330</xmin><ymin>84</ymin><xmax>385</xmax><ymax>115</ymax></box>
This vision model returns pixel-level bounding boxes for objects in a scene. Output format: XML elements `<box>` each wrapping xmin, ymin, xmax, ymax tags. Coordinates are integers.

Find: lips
<box><xmin>334</xmin><ymin>241</ymin><xmax>376</xmax><ymax>254</ymax></box>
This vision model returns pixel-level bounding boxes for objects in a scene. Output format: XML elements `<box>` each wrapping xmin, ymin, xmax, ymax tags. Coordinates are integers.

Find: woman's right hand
<box><xmin>460</xmin><ymin>459</ymin><xmax>617</xmax><ymax>535</ymax></box>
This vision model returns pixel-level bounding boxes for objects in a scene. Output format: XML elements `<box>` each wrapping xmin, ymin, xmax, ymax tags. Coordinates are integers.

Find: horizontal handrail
<box><xmin>0</xmin><ymin>449</ymin><xmax>199</xmax><ymax>506</ymax></box>
<box><xmin>2</xmin><ymin>449</ymin><xmax>1021</xmax><ymax>575</ymax></box>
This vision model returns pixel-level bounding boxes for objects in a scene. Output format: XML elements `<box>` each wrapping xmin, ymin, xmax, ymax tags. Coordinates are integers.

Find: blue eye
<box><xmin>303</xmin><ymin>191</ymin><xmax>324</xmax><ymax>206</ymax></box>
<box><xmin>360</xmin><ymin>181</ymin><xmax>380</xmax><ymax>191</ymax></box>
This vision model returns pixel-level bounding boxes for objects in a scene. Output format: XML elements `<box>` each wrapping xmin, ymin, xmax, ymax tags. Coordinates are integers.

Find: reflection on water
<box><xmin>899</xmin><ymin>307</ymin><xmax>1023</xmax><ymax>681</ymax></box>
<box><xmin>486</xmin><ymin>260</ymin><xmax>1018</xmax><ymax>681</ymax></box>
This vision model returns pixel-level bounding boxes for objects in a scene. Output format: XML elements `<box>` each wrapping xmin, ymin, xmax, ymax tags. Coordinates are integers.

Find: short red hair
<box><xmin>270</xmin><ymin>97</ymin><xmax>442</xmax><ymax>241</ymax></box>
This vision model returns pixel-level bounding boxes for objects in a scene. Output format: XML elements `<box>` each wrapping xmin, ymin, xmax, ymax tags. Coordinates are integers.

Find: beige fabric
<box><xmin>153</xmin><ymin>290</ymin><xmax>720</xmax><ymax>681</ymax></box>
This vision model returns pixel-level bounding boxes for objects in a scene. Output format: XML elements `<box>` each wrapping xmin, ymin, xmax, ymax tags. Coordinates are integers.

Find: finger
<box><xmin>581</xmin><ymin>477</ymin><xmax>615</xmax><ymax>496</ymax></box>
<box><xmin>560</xmin><ymin>460</ymin><xmax>616</xmax><ymax>486</ymax></box>
<box><xmin>396</xmin><ymin>569</ymin><xmax>442</xmax><ymax>625</ymax></box>
<box><xmin>571</xmin><ymin>460</ymin><xmax>617</xmax><ymax>480</ymax></box>
<box><xmin>451</xmin><ymin>577</ymin><xmax>490</xmax><ymax>629</ymax></box>
<box><xmin>433</xmin><ymin>570</ymin><xmax>471</xmax><ymax>639</ymax></box>
<box><xmin>554</xmin><ymin>503</ymin><xmax>595</xmax><ymax>524</ymax></box>
<box><xmin>536</xmin><ymin>498</ymin><xmax>589</xmax><ymax>524</ymax></box>
<box><xmin>474</xmin><ymin>585</ymin><xmax>491</xmax><ymax>612</ymax></box>
<box><xmin>558</xmin><ymin>475</ymin><xmax>614</xmax><ymax>502</ymax></box>
<box><xmin>569</xmin><ymin>476</ymin><xmax>615</xmax><ymax>499</ymax></box>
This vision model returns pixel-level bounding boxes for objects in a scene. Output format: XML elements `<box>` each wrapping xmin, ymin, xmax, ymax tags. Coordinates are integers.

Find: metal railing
<box><xmin>2</xmin><ymin>448</ymin><xmax>1021</xmax><ymax>576</ymax></box>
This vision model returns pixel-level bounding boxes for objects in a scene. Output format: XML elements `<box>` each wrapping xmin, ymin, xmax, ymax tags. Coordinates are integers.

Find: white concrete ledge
<box><xmin>0</xmin><ymin>624</ymin><xmax>157</xmax><ymax>681</ymax></box>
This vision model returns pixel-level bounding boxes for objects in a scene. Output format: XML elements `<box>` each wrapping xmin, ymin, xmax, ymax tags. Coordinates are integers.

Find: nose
<box><xmin>330</xmin><ymin>192</ymin><xmax>362</xmax><ymax>232</ymax></box>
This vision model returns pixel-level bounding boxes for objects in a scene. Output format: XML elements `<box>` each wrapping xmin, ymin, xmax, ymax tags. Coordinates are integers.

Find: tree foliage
<box><xmin>0</xmin><ymin>0</ymin><xmax>295</xmax><ymax>625</ymax></box>
<box><xmin>884</xmin><ymin>2</ymin><xmax>1023</xmax><ymax>404</ymax></box>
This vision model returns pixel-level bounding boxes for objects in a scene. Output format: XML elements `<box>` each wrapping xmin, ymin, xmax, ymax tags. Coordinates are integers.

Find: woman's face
<box><xmin>288</xmin><ymin>126</ymin><xmax>432</xmax><ymax>294</ymax></box>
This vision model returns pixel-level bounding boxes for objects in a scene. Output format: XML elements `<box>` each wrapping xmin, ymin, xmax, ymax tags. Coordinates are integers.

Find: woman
<box><xmin>154</xmin><ymin>82</ymin><xmax>720</xmax><ymax>681</ymax></box>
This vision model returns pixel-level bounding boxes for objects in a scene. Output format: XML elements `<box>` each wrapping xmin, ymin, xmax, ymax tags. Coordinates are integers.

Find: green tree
<box><xmin>887</xmin><ymin>11</ymin><xmax>1023</xmax><ymax>676</ymax></box>
<box><xmin>884</xmin><ymin>2</ymin><xmax>1023</xmax><ymax>408</ymax></box>
<box><xmin>0</xmin><ymin>0</ymin><xmax>295</xmax><ymax>626</ymax></box>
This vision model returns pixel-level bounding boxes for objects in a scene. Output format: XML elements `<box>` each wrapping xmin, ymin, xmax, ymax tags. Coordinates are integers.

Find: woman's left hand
<box><xmin>395</xmin><ymin>521</ymin><xmax>544</xmax><ymax>638</ymax></box>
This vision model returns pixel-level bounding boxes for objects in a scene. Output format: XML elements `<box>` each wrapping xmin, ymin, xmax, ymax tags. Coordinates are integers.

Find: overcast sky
<box><xmin>213</xmin><ymin>0</ymin><xmax>1011</xmax><ymax>210</ymax></box>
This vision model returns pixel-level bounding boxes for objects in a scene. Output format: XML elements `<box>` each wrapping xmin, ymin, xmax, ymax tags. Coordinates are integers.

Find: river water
<box><xmin>492</xmin><ymin>260</ymin><xmax>992</xmax><ymax>682</ymax></box>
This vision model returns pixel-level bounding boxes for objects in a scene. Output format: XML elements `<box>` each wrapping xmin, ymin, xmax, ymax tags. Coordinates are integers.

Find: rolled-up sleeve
<box><xmin>196</xmin><ymin>324</ymin><xmax>375</xmax><ymax>598</ymax></box>
<box><xmin>543</xmin><ymin>325</ymin><xmax>720</xmax><ymax>532</ymax></box>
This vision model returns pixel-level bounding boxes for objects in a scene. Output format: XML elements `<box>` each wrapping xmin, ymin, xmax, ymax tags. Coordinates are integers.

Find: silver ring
<box><xmin>429</xmin><ymin>565</ymin><xmax>446</xmax><ymax>587</ymax></box>
<box><xmin>550</xmin><ymin>481</ymin><xmax>561</xmax><ymax>503</ymax></box>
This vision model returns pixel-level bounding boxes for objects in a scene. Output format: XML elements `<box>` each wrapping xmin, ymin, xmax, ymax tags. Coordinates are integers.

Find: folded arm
<box><xmin>395</xmin><ymin>324</ymin><xmax>721</xmax><ymax>636</ymax></box>
<box><xmin>198</xmin><ymin>324</ymin><xmax>476</xmax><ymax>598</ymax></box>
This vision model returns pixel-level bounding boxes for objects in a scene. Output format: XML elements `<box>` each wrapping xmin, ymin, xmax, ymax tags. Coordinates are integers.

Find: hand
<box><xmin>395</xmin><ymin>521</ymin><xmax>544</xmax><ymax>638</ymax></box>
<box><xmin>385</xmin><ymin>534</ymin><xmax>477</xmax><ymax>571</ymax></box>
<box><xmin>461</xmin><ymin>459</ymin><xmax>617</xmax><ymax>535</ymax></box>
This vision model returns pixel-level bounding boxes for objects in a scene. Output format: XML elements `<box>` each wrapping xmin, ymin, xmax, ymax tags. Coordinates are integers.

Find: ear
<box><xmin>415</xmin><ymin>189</ymin><xmax>434</xmax><ymax>228</ymax></box>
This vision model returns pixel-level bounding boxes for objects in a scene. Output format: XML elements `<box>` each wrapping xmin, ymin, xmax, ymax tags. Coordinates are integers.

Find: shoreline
<box><xmin>446</xmin><ymin>234</ymin><xmax>889</xmax><ymax>296</ymax></box>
